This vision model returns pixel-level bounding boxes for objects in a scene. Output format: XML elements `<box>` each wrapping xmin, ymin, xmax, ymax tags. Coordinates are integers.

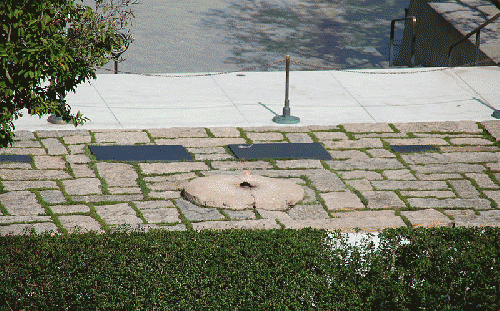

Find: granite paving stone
<box><xmin>384</xmin><ymin>138</ymin><xmax>449</xmax><ymax>146</ymax></box>
<box><xmin>465</xmin><ymin>173</ymin><xmax>498</xmax><ymax>188</ymax></box>
<box><xmin>440</xmin><ymin>146</ymin><xmax>499</xmax><ymax>152</ymax></box>
<box><xmin>155</xmin><ymin>137</ymin><xmax>246</xmax><ymax>147</ymax></box>
<box><xmin>401</xmin><ymin>209</ymin><xmax>453</xmax><ymax>228</ymax></box>
<box><xmin>287</xmin><ymin>204</ymin><xmax>329</xmax><ymax>220</ymax></box>
<box><xmin>382</xmin><ymin>169</ymin><xmax>416</xmax><ymax>180</ymax></box>
<box><xmin>186</xmin><ymin>147</ymin><xmax>227</xmax><ymax>154</ymax></box>
<box><xmin>308</xmin><ymin>125</ymin><xmax>339</xmax><ymax>131</ymax></box>
<box><xmin>148</xmin><ymin>127</ymin><xmax>208</xmax><ymax>138</ymax></box>
<box><xmin>313</xmin><ymin>131</ymin><xmax>349</xmax><ymax>140</ymax></box>
<box><xmin>301</xmin><ymin>187</ymin><xmax>317</xmax><ymax>203</ymax></box>
<box><xmin>345</xmin><ymin>179</ymin><xmax>373</xmax><ymax>191</ymax></box>
<box><xmin>210</xmin><ymin>161</ymin><xmax>272</xmax><ymax>170</ymax></box>
<box><xmin>143</xmin><ymin>173</ymin><xmax>197</xmax><ymax>182</ymax></box>
<box><xmin>274</xmin><ymin>159</ymin><xmax>323</xmax><ymax>169</ymax></box>
<box><xmin>195</xmin><ymin>154</ymin><xmax>233</xmax><ymax>161</ymax></box>
<box><xmin>320</xmin><ymin>191</ymin><xmax>364</xmax><ymax>210</ymax></box>
<box><xmin>361</xmin><ymin>191</ymin><xmax>406</xmax><ymax>209</ymax></box>
<box><xmin>192</xmin><ymin>219</ymin><xmax>280</xmax><ymax>231</ymax></box>
<box><xmin>402</xmin><ymin>152</ymin><xmax>498</xmax><ymax>164</ymax></box>
<box><xmin>223</xmin><ymin>209</ymin><xmax>256</xmax><ymax>220</ymax></box>
<box><xmin>139</xmin><ymin>162</ymin><xmax>209</xmax><ymax>175</ymax></box>
<box><xmin>12</xmin><ymin>130</ymin><xmax>36</xmax><ymax>139</ymax></box>
<box><xmin>93</xmin><ymin>203</ymin><xmax>143</xmax><ymax>225</ymax></box>
<box><xmin>94</xmin><ymin>131</ymin><xmax>151</xmax><ymax>144</ymax></box>
<box><xmin>133</xmin><ymin>200</ymin><xmax>175</xmax><ymax>209</ymax></box>
<box><xmin>449</xmin><ymin>138</ymin><xmax>494</xmax><ymax>145</ymax></box>
<box><xmin>367</xmin><ymin>149</ymin><xmax>396</xmax><ymax>158</ymax></box>
<box><xmin>1</xmin><ymin>180</ymin><xmax>58</xmax><ymax>191</ymax></box>
<box><xmin>71</xmin><ymin>194</ymin><xmax>144</xmax><ymax>202</ymax></box>
<box><xmin>50</xmin><ymin>204</ymin><xmax>90</xmax><ymax>214</ymax></box>
<box><xmin>148</xmin><ymin>191</ymin><xmax>181</xmax><ymax>199</ymax></box>
<box><xmin>327</xmin><ymin>150</ymin><xmax>370</xmax><ymax>160</ymax></box>
<box><xmin>246</xmin><ymin>132</ymin><xmax>284</xmax><ymax>141</ymax></box>
<box><xmin>0</xmin><ymin>191</ymin><xmax>45</xmax><ymax>215</ymax></box>
<box><xmin>95</xmin><ymin>162</ymin><xmax>138</xmax><ymax>187</ymax></box>
<box><xmin>326</xmin><ymin>158</ymin><xmax>404</xmax><ymax>170</ymax></box>
<box><xmin>141</xmin><ymin>208</ymin><xmax>181</xmax><ymax>224</ymax></box>
<box><xmin>371</xmin><ymin>180</ymin><xmax>448</xmax><ymax>190</ymax></box>
<box><xmin>0</xmin><ymin>222</ymin><xmax>58</xmax><ymax>236</ymax></box>
<box><xmin>108</xmin><ymin>187</ymin><xmax>142</xmax><ymax>194</ymax></box>
<box><xmin>285</xmin><ymin>133</ymin><xmax>314</xmax><ymax>143</ymax></box>
<box><xmin>175</xmin><ymin>198</ymin><xmax>225</xmax><ymax>221</ymax></box>
<box><xmin>0</xmin><ymin>148</ymin><xmax>46</xmax><ymax>155</ymax></box>
<box><xmin>62</xmin><ymin>135</ymin><xmax>92</xmax><ymax>145</ymax></box>
<box><xmin>70</xmin><ymin>164</ymin><xmax>96</xmax><ymax>178</ymax></box>
<box><xmin>58</xmin><ymin>215</ymin><xmax>104</xmax><ymax>233</ymax></box>
<box><xmin>393</xmin><ymin>121</ymin><xmax>481</xmax><ymax>133</ymax></box>
<box><xmin>0</xmin><ymin>169</ymin><xmax>72</xmax><ymax>180</ymax></box>
<box><xmin>482</xmin><ymin>190</ymin><xmax>500</xmax><ymax>207</ymax></box>
<box><xmin>307</xmin><ymin>172</ymin><xmax>346</xmax><ymax>191</ymax></box>
<box><xmin>407</xmin><ymin>198</ymin><xmax>491</xmax><ymax>209</ymax></box>
<box><xmin>409</xmin><ymin>163</ymin><xmax>486</xmax><ymax>173</ymax></box>
<box><xmin>338</xmin><ymin>170</ymin><xmax>383</xmax><ymax>180</ymax></box>
<box><xmin>11</xmin><ymin>140</ymin><xmax>41</xmax><ymax>148</ymax></box>
<box><xmin>341</xmin><ymin>123</ymin><xmax>393</xmax><ymax>133</ymax></box>
<box><xmin>65</xmin><ymin>155</ymin><xmax>91</xmax><ymax>164</ymax></box>
<box><xmin>486</xmin><ymin>163</ymin><xmax>500</xmax><ymax>171</ymax></box>
<box><xmin>34</xmin><ymin>156</ymin><xmax>66</xmax><ymax>169</ymax></box>
<box><xmin>444</xmin><ymin>209</ymin><xmax>500</xmax><ymax>227</ymax></box>
<box><xmin>0</xmin><ymin>216</ymin><xmax>51</xmax><ymax>223</ymax></box>
<box><xmin>39</xmin><ymin>190</ymin><xmax>66</xmax><ymax>204</ymax></box>
<box><xmin>68</xmin><ymin>144</ymin><xmax>86</xmax><ymax>154</ymax></box>
<box><xmin>399</xmin><ymin>191</ymin><xmax>456</xmax><ymax>198</ymax></box>
<box><xmin>36</xmin><ymin>129</ymin><xmax>90</xmax><ymax>137</ymax></box>
<box><xmin>62</xmin><ymin>178</ymin><xmax>101</xmax><ymax>195</ymax></box>
<box><xmin>355</xmin><ymin>133</ymin><xmax>408</xmax><ymax>138</ymax></box>
<box><xmin>207</xmin><ymin>127</ymin><xmax>241</xmax><ymax>137</ymax></box>
<box><xmin>0</xmin><ymin>163</ymin><xmax>31</xmax><ymax>169</ymax></box>
<box><xmin>147</xmin><ymin>180</ymin><xmax>188</xmax><ymax>191</ymax></box>
<box><xmin>482</xmin><ymin>120</ymin><xmax>500</xmax><ymax>139</ymax></box>
<box><xmin>447</xmin><ymin>179</ymin><xmax>480</xmax><ymax>198</ymax></box>
<box><xmin>323</xmin><ymin>138</ymin><xmax>383</xmax><ymax>149</ymax></box>
<box><xmin>415</xmin><ymin>173</ymin><xmax>464</xmax><ymax>180</ymax></box>
<box><xmin>41</xmin><ymin>138</ymin><xmax>68</xmax><ymax>155</ymax></box>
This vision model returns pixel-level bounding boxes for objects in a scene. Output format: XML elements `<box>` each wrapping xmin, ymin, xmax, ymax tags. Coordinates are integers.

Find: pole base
<box><xmin>492</xmin><ymin>110</ymin><xmax>500</xmax><ymax>119</ymax></box>
<box><xmin>272</xmin><ymin>115</ymin><xmax>300</xmax><ymax>124</ymax></box>
<box><xmin>47</xmin><ymin>114</ymin><xmax>69</xmax><ymax>124</ymax></box>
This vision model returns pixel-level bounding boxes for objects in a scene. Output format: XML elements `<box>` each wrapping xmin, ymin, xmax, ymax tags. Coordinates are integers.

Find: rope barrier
<box><xmin>97</xmin><ymin>54</ymin><xmax>500</xmax><ymax>77</ymax></box>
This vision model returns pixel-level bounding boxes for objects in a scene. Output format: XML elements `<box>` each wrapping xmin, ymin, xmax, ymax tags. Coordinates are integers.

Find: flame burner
<box><xmin>239</xmin><ymin>181</ymin><xmax>256</xmax><ymax>189</ymax></box>
<box><xmin>183</xmin><ymin>173</ymin><xmax>304</xmax><ymax>210</ymax></box>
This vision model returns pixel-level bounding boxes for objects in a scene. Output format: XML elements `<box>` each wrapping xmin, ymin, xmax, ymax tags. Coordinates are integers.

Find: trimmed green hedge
<box><xmin>0</xmin><ymin>227</ymin><xmax>499</xmax><ymax>309</ymax></box>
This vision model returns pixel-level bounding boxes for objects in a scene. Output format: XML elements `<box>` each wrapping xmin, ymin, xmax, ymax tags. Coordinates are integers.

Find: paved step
<box><xmin>0</xmin><ymin>120</ymin><xmax>500</xmax><ymax>235</ymax></box>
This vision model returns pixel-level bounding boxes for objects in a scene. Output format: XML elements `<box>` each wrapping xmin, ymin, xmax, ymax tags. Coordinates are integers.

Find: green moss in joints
<box><xmin>128</xmin><ymin>201</ymin><xmax>147</xmax><ymax>224</ymax></box>
<box><xmin>275</xmin><ymin>219</ymin><xmax>286</xmax><ymax>229</ymax></box>
<box><xmin>144</xmin><ymin>130</ymin><xmax>156</xmax><ymax>143</ymax></box>
<box><xmin>236</xmin><ymin>127</ymin><xmax>253</xmax><ymax>144</ymax></box>
<box><xmin>394</xmin><ymin>190</ymin><xmax>413</xmax><ymax>210</ymax></box>
<box><xmin>55</xmin><ymin>180</ymin><xmax>74</xmax><ymax>204</ymax></box>
<box><xmin>130</xmin><ymin>162</ymin><xmax>151</xmax><ymax>198</ymax></box>
<box><xmin>308</xmin><ymin>132</ymin><xmax>320</xmax><ymax>143</ymax></box>
<box><xmin>388</xmin><ymin>123</ymin><xmax>400</xmax><ymax>133</ymax></box>
<box><xmin>32</xmin><ymin>189</ymin><xmax>67</xmax><ymax>234</ymax></box>
<box><xmin>205</xmin><ymin>128</ymin><xmax>215</xmax><ymax>138</ymax></box>
<box><xmin>173</xmin><ymin>204</ymin><xmax>193</xmax><ymax>231</ymax></box>
<box><xmin>337</xmin><ymin>125</ymin><xmax>355</xmax><ymax>140</ymax></box>
<box><xmin>88</xmin><ymin>204</ymin><xmax>110</xmax><ymax>233</ymax></box>
<box><xmin>87</xmin><ymin>161</ymin><xmax>109</xmax><ymax>195</ymax></box>
<box><xmin>395</xmin><ymin>210</ymin><xmax>412</xmax><ymax>227</ymax></box>
<box><xmin>0</xmin><ymin>201</ymin><xmax>11</xmax><ymax>216</ymax></box>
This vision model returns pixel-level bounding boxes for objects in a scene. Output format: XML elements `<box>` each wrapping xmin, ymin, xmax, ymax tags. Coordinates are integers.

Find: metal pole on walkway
<box><xmin>272</xmin><ymin>55</ymin><xmax>300</xmax><ymax>124</ymax></box>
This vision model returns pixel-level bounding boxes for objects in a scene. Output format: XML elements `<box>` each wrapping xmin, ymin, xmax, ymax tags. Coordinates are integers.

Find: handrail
<box><xmin>390</xmin><ymin>16</ymin><xmax>416</xmax><ymax>67</ymax></box>
<box><xmin>448</xmin><ymin>12</ymin><xmax>500</xmax><ymax>67</ymax></box>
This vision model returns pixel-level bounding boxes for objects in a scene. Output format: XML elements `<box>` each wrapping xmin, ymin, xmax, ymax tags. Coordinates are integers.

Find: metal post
<box><xmin>272</xmin><ymin>55</ymin><xmax>300</xmax><ymax>124</ymax></box>
<box><xmin>114</xmin><ymin>59</ymin><xmax>118</xmax><ymax>74</ymax></box>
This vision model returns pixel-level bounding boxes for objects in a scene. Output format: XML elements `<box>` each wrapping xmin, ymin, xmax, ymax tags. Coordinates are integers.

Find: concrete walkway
<box><xmin>2</xmin><ymin>67</ymin><xmax>500</xmax><ymax>235</ymax></box>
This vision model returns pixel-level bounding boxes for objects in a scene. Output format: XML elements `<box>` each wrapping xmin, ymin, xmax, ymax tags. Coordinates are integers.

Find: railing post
<box><xmin>272</xmin><ymin>55</ymin><xmax>300</xmax><ymax>124</ymax></box>
<box><xmin>389</xmin><ymin>16</ymin><xmax>416</xmax><ymax>67</ymax></box>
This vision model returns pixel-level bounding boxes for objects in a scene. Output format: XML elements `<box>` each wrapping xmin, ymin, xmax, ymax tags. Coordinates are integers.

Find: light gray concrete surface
<box><xmin>11</xmin><ymin>66</ymin><xmax>500</xmax><ymax>131</ymax></box>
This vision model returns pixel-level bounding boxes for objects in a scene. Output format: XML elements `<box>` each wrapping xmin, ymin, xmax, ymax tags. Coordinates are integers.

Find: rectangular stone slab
<box><xmin>228</xmin><ymin>142</ymin><xmax>332</xmax><ymax>160</ymax></box>
<box><xmin>0</xmin><ymin>155</ymin><xmax>32</xmax><ymax>162</ymax></box>
<box><xmin>88</xmin><ymin>145</ymin><xmax>192</xmax><ymax>162</ymax></box>
<box><xmin>390</xmin><ymin>145</ymin><xmax>437</xmax><ymax>153</ymax></box>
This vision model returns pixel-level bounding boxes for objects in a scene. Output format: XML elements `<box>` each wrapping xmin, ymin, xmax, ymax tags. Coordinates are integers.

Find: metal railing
<box><xmin>390</xmin><ymin>16</ymin><xmax>416</xmax><ymax>67</ymax></box>
<box><xmin>448</xmin><ymin>12</ymin><xmax>500</xmax><ymax>67</ymax></box>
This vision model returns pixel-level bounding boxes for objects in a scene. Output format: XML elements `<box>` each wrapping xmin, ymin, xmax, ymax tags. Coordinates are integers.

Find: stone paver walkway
<box><xmin>1</xmin><ymin>120</ymin><xmax>500</xmax><ymax>235</ymax></box>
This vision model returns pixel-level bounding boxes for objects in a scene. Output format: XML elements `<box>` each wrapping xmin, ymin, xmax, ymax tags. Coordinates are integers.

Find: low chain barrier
<box><xmin>98</xmin><ymin>54</ymin><xmax>500</xmax><ymax>77</ymax></box>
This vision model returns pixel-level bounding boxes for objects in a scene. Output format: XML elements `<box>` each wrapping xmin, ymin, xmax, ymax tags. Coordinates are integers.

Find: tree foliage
<box><xmin>0</xmin><ymin>0</ymin><xmax>138</xmax><ymax>148</ymax></box>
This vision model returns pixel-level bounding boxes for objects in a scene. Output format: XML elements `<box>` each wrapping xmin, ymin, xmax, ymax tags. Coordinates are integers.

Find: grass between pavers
<box><xmin>3</xmin><ymin>124</ymin><xmax>500</xmax><ymax>232</ymax></box>
<box><xmin>1</xmin><ymin>227</ymin><xmax>499</xmax><ymax>310</ymax></box>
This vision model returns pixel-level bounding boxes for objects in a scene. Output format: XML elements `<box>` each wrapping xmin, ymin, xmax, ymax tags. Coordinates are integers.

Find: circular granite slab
<box><xmin>183</xmin><ymin>174</ymin><xmax>304</xmax><ymax>210</ymax></box>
